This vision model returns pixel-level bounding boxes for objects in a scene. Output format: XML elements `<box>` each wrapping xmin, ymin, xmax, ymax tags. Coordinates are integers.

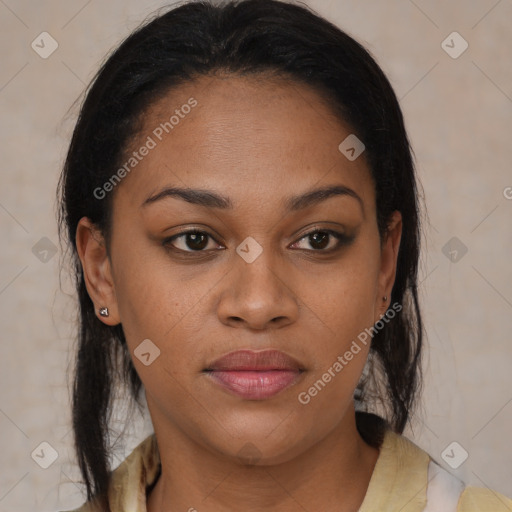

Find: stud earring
<box><xmin>99</xmin><ymin>307</ymin><xmax>109</xmax><ymax>317</ymax></box>
<box><xmin>383</xmin><ymin>296</ymin><xmax>388</xmax><ymax>302</ymax></box>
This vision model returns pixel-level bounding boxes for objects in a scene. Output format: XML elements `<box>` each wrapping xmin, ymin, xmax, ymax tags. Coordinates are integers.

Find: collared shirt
<box><xmin>64</xmin><ymin>429</ymin><xmax>512</xmax><ymax>511</ymax></box>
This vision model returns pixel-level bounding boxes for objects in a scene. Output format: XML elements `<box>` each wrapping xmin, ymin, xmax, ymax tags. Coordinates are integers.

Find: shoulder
<box><xmin>60</xmin><ymin>433</ymin><xmax>160</xmax><ymax>512</ymax></box>
<box><xmin>358</xmin><ymin>422</ymin><xmax>512</xmax><ymax>512</ymax></box>
<box><xmin>457</xmin><ymin>486</ymin><xmax>512</xmax><ymax>511</ymax></box>
<box><xmin>389</xmin><ymin>431</ymin><xmax>512</xmax><ymax>512</ymax></box>
<box><xmin>358</xmin><ymin>427</ymin><xmax>431</xmax><ymax>511</ymax></box>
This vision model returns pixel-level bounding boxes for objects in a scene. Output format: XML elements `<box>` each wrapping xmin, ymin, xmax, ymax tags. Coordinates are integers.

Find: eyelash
<box><xmin>162</xmin><ymin>228</ymin><xmax>354</xmax><ymax>256</ymax></box>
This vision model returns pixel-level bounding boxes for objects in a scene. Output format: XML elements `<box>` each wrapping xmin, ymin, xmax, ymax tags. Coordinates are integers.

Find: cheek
<box><xmin>295</xmin><ymin>274</ymin><xmax>374</xmax><ymax>418</ymax></box>
<box><xmin>110</xmin><ymin>240</ymin><xmax>220</xmax><ymax>375</ymax></box>
<box><xmin>108</xmin><ymin>238</ymin><xmax>179</xmax><ymax>349</ymax></box>
<box><xmin>297</xmin><ymin>250</ymin><xmax>380</xmax><ymax>356</ymax></box>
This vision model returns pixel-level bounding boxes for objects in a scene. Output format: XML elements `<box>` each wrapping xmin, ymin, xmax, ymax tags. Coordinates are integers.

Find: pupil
<box><xmin>311</xmin><ymin>232</ymin><xmax>329</xmax><ymax>250</ymax></box>
<box><xmin>187</xmin><ymin>233</ymin><xmax>207</xmax><ymax>250</ymax></box>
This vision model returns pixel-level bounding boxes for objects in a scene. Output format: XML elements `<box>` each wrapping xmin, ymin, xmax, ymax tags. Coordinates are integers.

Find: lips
<box><xmin>205</xmin><ymin>349</ymin><xmax>304</xmax><ymax>372</ymax></box>
<box><xmin>203</xmin><ymin>349</ymin><xmax>305</xmax><ymax>400</ymax></box>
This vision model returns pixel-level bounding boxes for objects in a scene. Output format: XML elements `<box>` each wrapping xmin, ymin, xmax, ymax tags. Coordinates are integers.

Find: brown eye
<box><xmin>307</xmin><ymin>231</ymin><xmax>330</xmax><ymax>250</ymax></box>
<box><xmin>163</xmin><ymin>230</ymin><xmax>220</xmax><ymax>252</ymax></box>
<box><xmin>291</xmin><ymin>229</ymin><xmax>353</xmax><ymax>252</ymax></box>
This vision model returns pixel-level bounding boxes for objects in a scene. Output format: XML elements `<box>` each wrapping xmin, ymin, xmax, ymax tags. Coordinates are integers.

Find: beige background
<box><xmin>0</xmin><ymin>0</ymin><xmax>511</xmax><ymax>510</ymax></box>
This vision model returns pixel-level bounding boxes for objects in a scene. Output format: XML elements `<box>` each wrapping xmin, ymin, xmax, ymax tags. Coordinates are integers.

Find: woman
<box><xmin>57</xmin><ymin>0</ymin><xmax>512</xmax><ymax>510</ymax></box>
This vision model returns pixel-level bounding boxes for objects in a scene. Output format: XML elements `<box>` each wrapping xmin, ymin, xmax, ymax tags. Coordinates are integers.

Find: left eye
<box><xmin>290</xmin><ymin>229</ymin><xmax>348</xmax><ymax>252</ymax></box>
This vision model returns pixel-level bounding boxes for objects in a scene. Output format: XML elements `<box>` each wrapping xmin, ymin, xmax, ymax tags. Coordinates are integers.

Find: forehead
<box><xmin>113</xmin><ymin>72</ymin><xmax>375</xmax><ymax>216</ymax></box>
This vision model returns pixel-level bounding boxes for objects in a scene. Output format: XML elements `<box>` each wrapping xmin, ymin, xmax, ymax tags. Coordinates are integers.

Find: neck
<box><xmin>147</xmin><ymin>405</ymin><xmax>380</xmax><ymax>512</ymax></box>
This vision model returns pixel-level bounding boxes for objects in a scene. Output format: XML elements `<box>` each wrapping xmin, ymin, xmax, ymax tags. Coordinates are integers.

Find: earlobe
<box><xmin>75</xmin><ymin>217</ymin><xmax>121</xmax><ymax>325</ymax></box>
<box><xmin>376</xmin><ymin>211</ymin><xmax>402</xmax><ymax>318</ymax></box>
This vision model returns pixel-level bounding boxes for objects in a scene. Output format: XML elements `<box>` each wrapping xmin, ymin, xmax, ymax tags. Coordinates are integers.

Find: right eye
<box><xmin>163</xmin><ymin>230</ymin><xmax>223</xmax><ymax>253</ymax></box>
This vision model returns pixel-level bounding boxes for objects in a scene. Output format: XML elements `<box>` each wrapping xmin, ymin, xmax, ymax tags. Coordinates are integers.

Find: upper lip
<box><xmin>204</xmin><ymin>349</ymin><xmax>305</xmax><ymax>371</ymax></box>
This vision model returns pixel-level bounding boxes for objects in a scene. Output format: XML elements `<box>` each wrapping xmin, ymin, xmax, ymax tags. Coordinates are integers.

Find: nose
<box><xmin>216</xmin><ymin>246</ymin><xmax>300</xmax><ymax>330</ymax></box>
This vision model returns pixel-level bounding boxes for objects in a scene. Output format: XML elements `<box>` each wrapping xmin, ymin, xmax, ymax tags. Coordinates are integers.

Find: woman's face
<box><xmin>77</xmin><ymin>73</ymin><xmax>401</xmax><ymax>464</ymax></box>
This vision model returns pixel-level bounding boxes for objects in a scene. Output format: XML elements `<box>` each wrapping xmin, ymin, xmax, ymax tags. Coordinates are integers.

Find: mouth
<box><xmin>203</xmin><ymin>349</ymin><xmax>305</xmax><ymax>400</ymax></box>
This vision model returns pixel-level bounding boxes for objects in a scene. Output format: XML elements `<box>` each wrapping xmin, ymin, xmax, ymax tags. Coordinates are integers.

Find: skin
<box><xmin>76</xmin><ymin>72</ymin><xmax>402</xmax><ymax>512</ymax></box>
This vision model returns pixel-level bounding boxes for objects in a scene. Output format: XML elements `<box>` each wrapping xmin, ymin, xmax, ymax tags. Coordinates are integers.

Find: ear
<box><xmin>375</xmin><ymin>210</ymin><xmax>402</xmax><ymax>321</ymax></box>
<box><xmin>75</xmin><ymin>216</ymin><xmax>121</xmax><ymax>326</ymax></box>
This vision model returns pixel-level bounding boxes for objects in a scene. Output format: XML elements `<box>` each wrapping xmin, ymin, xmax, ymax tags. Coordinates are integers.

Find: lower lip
<box><xmin>205</xmin><ymin>370</ymin><xmax>303</xmax><ymax>400</ymax></box>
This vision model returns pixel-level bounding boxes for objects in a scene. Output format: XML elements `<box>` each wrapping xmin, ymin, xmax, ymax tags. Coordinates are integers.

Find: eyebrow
<box><xmin>141</xmin><ymin>184</ymin><xmax>364</xmax><ymax>215</ymax></box>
